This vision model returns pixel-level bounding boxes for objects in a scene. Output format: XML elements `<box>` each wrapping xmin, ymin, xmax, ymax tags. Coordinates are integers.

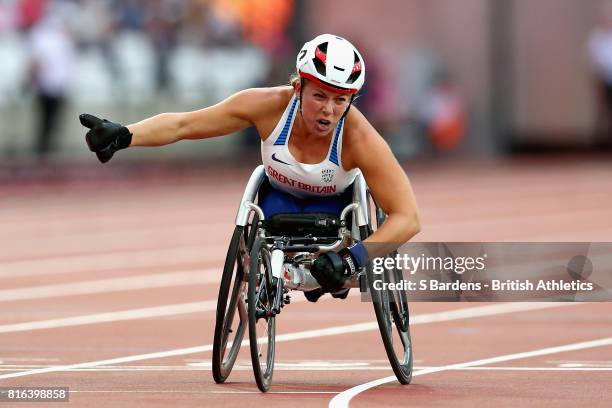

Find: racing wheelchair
<box><xmin>211</xmin><ymin>165</ymin><xmax>413</xmax><ymax>392</ymax></box>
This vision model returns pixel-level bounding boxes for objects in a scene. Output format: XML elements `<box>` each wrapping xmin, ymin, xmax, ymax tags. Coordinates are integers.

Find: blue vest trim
<box><xmin>274</xmin><ymin>97</ymin><xmax>298</xmax><ymax>146</ymax></box>
<box><xmin>328</xmin><ymin>117</ymin><xmax>345</xmax><ymax>166</ymax></box>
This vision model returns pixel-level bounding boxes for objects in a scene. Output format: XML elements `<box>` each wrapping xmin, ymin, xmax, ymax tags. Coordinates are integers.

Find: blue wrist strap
<box><xmin>347</xmin><ymin>242</ymin><xmax>369</xmax><ymax>269</ymax></box>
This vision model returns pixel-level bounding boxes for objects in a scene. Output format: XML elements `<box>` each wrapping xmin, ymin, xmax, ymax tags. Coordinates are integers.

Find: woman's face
<box><xmin>298</xmin><ymin>81</ymin><xmax>351</xmax><ymax>137</ymax></box>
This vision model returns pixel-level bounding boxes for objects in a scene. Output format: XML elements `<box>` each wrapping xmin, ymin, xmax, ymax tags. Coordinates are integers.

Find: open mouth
<box><xmin>316</xmin><ymin>119</ymin><xmax>331</xmax><ymax>130</ymax></box>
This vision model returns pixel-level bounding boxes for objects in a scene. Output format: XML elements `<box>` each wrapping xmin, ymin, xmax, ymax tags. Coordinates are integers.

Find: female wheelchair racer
<box><xmin>78</xmin><ymin>34</ymin><xmax>421</xmax><ymax>391</ymax></box>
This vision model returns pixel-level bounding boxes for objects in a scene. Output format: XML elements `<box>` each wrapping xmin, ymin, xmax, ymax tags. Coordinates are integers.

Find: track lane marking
<box><xmin>0</xmin><ymin>269</ymin><xmax>220</xmax><ymax>302</ymax></box>
<box><xmin>0</xmin><ymin>301</ymin><xmax>218</xmax><ymax>334</ymax></box>
<box><xmin>0</xmin><ymin>225</ymin><xmax>223</xmax><ymax>261</ymax></box>
<box><xmin>0</xmin><ymin>245</ymin><xmax>225</xmax><ymax>278</ymax></box>
<box><xmin>0</xmin><ymin>296</ymin><xmax>573</xmax><ymax>335</ymax></box>
<box><xmin>0</xmin><ymin>290</ymin><xmax>362</xmax><ymax>333</ymax></box>
<box><xmin>1</xmin><ymin>208</ymin><xmax>225</xmax><ymax>236</ymax></box>
<box><xmin>69</xmin><ymin>390</ymin><xmax>339</xmax><ymax>394</ymax></box>
<box><xmin>2</xmin><ymin>364</ymin><xmax>612</xmax><ymax>372</ymax></box>
<box><xmin>329</xmin><ymin>337</ymin><xmax>612</xmax><ymax>407</ymax></box>
<box><xmin>0</xmin><ymin>302</ymin><xmax>577</xmax><ymax>379</ymax></box>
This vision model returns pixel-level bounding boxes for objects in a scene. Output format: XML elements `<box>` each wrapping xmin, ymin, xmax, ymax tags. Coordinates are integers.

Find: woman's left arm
<box><xmin>308</xmin><ymin>108</ymin><xmax>421</xmax><ymax>291</ymax></box>
<box><xmin>345</xmin><ymin>109</ymin><xmax>421</xmax><ymax>258</ymax></box>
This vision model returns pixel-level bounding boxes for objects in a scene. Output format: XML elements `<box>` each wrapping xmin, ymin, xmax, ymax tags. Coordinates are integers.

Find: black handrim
<box><xmin>248</xmin><ymin>236</ymin><xmax>276</xmax><ymax>392</ymax></box>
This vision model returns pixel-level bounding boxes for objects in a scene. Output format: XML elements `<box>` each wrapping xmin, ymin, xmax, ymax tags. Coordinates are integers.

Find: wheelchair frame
<box><xmin>212</xmin><ymin>165</ymin><xmax>413</xmax><ymax>392</ymax></box>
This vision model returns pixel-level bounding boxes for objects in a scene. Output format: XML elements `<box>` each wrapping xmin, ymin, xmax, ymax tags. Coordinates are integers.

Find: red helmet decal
<box><xmin>315</xmin><ymin>47</ymin><xmax>327</xmax><ymax>64</ymax></box>
<box><xmin>352</xmin><ymin>61</ymin><xmax>362</xmax><ymax>73</ymax></box>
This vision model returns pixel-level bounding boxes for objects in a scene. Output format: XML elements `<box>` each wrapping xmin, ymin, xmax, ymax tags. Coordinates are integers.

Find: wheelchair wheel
<box><xmin>361</xmin><ymin>224</ymin><xmax>414</xmax><ymax>384</ymax></box>
<box><xmin>212</xmin><ymin>216</ymin><xmax>258</xmax><ymax>383</ymax></box>
<box><xmin>247</xmin><ymin>236</ymin><xmax>276</xmax><ymax>392</ymax></box>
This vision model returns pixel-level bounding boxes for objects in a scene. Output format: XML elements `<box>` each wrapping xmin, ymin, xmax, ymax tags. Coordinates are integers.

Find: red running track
<box><xmin>0</xmin><ymin>157</ymin><xmax>611</xmax><ymax>407</ymax></box>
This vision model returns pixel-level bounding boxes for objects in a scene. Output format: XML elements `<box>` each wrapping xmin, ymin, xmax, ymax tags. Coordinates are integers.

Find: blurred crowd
<box><xmin>0</xmin><ymin>0</ymin><xmax>296</xmax><ymax>159</ymax></box>
<box><xmin>0</xmin><ymin>0</ymin><xmax>469</xmax><ymax>163</ymax></box>
<box><xmin>0</xmin><ymin>0</ymin><xmax>294</xmax><ymax>94</ymax></box>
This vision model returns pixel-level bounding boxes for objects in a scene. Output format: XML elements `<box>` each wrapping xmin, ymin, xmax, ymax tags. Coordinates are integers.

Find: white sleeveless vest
<box><xmin>261</xmin><ymin>96</ymin><xmax>359</xmax><ymax>199</ymax></box>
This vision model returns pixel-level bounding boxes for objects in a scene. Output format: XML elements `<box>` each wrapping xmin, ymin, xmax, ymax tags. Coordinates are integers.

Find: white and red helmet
<box><xmin>296</xmin><ymin>34</ymin><xmax>365</xmax><ymax>94</ymax></box>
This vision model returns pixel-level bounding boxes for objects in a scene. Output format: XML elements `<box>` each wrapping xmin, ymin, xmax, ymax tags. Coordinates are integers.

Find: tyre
<box><xmin>361</xmin><ymin>215</ymin><xmax>414</xmax><ymax>384</ymax></box>
<box><xmin>212</xmin><ymin>215</ymin><xmax>258</xmax><ymax>383</ymax></box>
<box><xmin>248</xmin><ymin>236</ymin><xmax>276</xmax><ymax>392</ymax></box>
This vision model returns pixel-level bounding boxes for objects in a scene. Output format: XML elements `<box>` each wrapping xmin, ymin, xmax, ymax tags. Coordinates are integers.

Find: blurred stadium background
<box><xmin>0</xmin><ymin>0</ymin><xmax>611</xmax><ymax>179</ymax></box>
<box><xmin>1</xmin><ymin>3</ymin><xmax>611</xmax><ymax>403</ymax></box>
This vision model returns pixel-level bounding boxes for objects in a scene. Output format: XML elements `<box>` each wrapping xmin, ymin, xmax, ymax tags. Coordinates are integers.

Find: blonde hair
<box><xmin>289</xmin><ymin>72</ymin><xmax>302</xmax><ymax>89</ymax></box>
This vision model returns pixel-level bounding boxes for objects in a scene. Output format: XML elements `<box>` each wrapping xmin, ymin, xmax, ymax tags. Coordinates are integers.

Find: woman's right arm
<box><xmin>127</xmin><ymin>87</ymin><xmax>273</xmax><ymax>147</ymax></box>
<box><xmin>81</xmin><ymin>87</ymin><xmax>287</xmax><ymax>163</ymax></box>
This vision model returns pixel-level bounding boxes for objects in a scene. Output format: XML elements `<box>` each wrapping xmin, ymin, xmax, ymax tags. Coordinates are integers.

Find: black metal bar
<box><xmin>282</xmin><ymin>245</ymin><xmax>320</xmax><ymax>253</ymax></box>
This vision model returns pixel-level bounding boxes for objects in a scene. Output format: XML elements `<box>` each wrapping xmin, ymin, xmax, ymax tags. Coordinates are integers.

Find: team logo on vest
<box><xmin>321</xmin><ymin>168</ymin><xmax>334</xmax><ymax>183</ymax></box>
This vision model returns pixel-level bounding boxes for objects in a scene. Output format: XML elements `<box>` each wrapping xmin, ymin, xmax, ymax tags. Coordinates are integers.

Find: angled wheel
<box><xmin>366</xmin><ymin>254</ymin><xmax>413</xmax><ymax>384</ymax></box>
<box><xmin>361</xmin><ymin>215</ymin><xmax>414</xmax><ymax>384</ymax></box>
<box><xmin>248</xmin><ymin>236</ymin><xmax>276</xmax><ymax>392</ymax></box>
<box><xmin>212</xmin><ymin>215</ymin><xmax>258</xmax><ymax>383</ymax></box>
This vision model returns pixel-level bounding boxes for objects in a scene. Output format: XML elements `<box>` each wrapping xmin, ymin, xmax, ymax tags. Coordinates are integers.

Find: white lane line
<box><xmin>0</xmin><ymin>296</ymin><xmax>572</xmax><ymax>335</ymax></box>
<box><xmin>436</xmin><ymin>366</ymin><xmax>612</xmax><ymax>371</ymax></box>
<box><xmin>557</xmin><ymin>363</ymin><xmax>612</xmax><ymax>368</ymax></box>
<box><xmin>1</xmin><ymin>208</ymin><xmax>223</xmax><ymax>236</ymax></box>
<box><xmin>0</xmin><ymin>301</ymin><xmax>218</xmax><ymax>334</ymax></box>
<box><xmin>69</xmin><ymin>390</ymin><xmax>339</xmax><ymax>394</ymax></box>
<box><xmin>0</xmin><ymin>302</ymin><xmax>577</xmax><ymax>380</ymax></box>
<box><xmin>0</xmin><ymin>345</ymin><xmax>215</xmax><ymax>380</ymax></box>
<box><xmin>549</xmin><ymin>360</ymin><xmax>612</xmax><ymax>368</ymax></box>
<box><xmin>0</xmin><ymin>358</ymin><xmax>60</xmax><ymax>362</ymax></box>
<box><xmin>0</xmin><ymin>288</ymin><xmax>360</xmax><ymax>334</ymax></box>
<box><xmin>0</xmin><ymin>224</ymin><xmax>229</xmax><ymax>261</ymax></box>
<box><xmin>210</xmin><ymin>391</ymin><xmax>338</xmax><ymax>394</ymax></box>
<box><xmin>0</xmin><ymin>245</ymin><xmax>225</xmax><ymax>279</ymax></box>
<box><xmin>243</xmin><ymin>303</ymin><xmax>577</xmax><ymax>346</ymax></box>
<box><xmin>2</xmin><ymin>365</ymin><xmax>612</xmax><ymax>372</ymax></box>
<box><xmin>0</xmin><ymin>269</ymin><xmax>220</xmax><ymax>302</ymax></box>
<box><xmin>329</xmin><ymin>337</ymin><xmax>612</xmax><ymax>408</ymax></box>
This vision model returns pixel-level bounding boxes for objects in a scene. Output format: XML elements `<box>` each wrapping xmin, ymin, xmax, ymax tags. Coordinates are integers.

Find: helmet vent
<box><xmin>313</xmin><ymin>57</ymin><xmax>326</xmax><ymax>76</ymax></box>
<box><xmin>313</xmin><ymin>42</ymin><xmax>328</xmax><ymax>76</ymax></box>
<box><xmin>346</xmin><ymin>52</ymin><xmax>362</xmax><ymax>84</ymax></box>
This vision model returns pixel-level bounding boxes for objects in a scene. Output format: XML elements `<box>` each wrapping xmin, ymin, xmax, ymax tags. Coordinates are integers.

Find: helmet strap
<box><xmin>341</xmin><ymin>95</ymin><xmax>356</xmax><ymax>119</ymax></box>
<box><xmin>298</xmin><ymin>78</ymin><xmax>305</xmax><ymax>117</ymax></box>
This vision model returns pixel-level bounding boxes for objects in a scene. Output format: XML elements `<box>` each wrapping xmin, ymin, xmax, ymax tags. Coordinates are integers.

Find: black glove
<box><xmin>310</xmin><ymin>248</ymin><xmax>360</xmax><ymax>292</ymax></box>
<box><xmin>79</xmin><ymin>113</ymin><xmax>132</xmax><ymax>163</ymax></box>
